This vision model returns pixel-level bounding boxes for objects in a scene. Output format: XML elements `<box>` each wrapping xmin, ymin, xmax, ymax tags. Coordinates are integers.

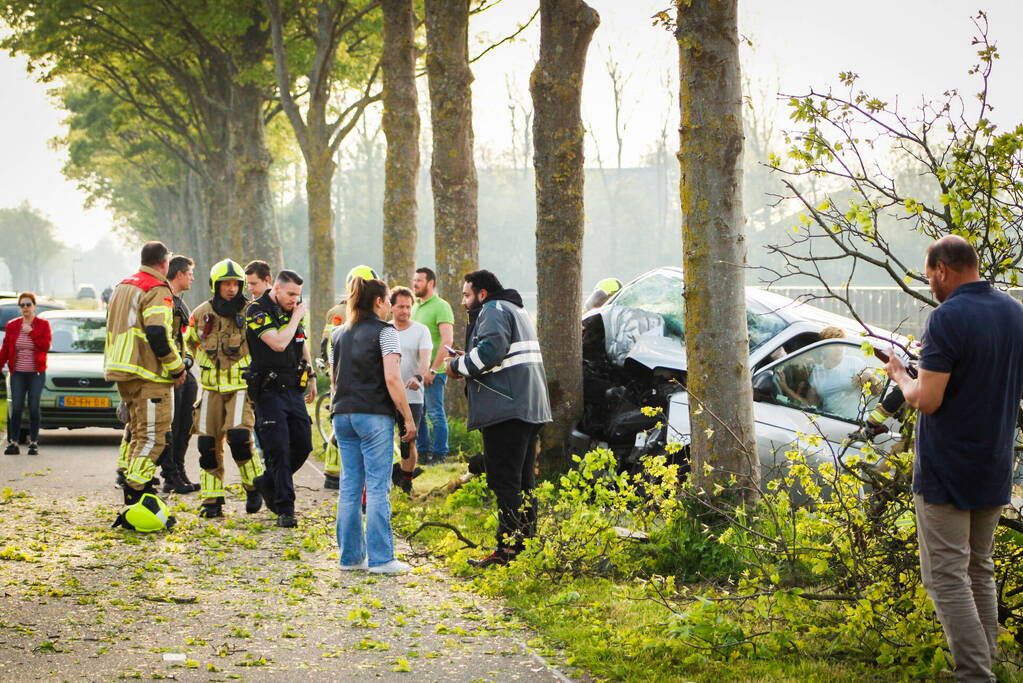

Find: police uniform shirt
<box><xmin>245</xmin><ymin>291</ymin><xmax>306</xmax><ymax>372</ymax></box>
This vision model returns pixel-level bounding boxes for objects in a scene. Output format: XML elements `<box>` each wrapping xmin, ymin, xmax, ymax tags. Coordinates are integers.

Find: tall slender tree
<box><xmin>531</xmin><ymin>0</ymin><xmax>599</xmax><ymax>468</ymax></box>
<box><xmin>265</xmin><ymin>0</ymin><xmax>382</xmax><ymax>343</ymax></box>
<box><xmin>381</xmin><ymin>0</ymin><xmax>420</xmax><ymax>287</ymax></box>
<box><xmin>676</xmin><ymin>0</ymin><xmax>758</xmax><ymax>499</ymax></box>
<box><xmin>424</xmin><ymin>0</ymin><xmax>478</xmax><ymax>339</ymax></box>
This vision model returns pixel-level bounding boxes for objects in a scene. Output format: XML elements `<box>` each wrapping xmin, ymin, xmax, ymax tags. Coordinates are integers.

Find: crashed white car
<box><xmin>577</xmin><ymin>267</ymin><xmax>908</xmax><ymax>478</ymax></box>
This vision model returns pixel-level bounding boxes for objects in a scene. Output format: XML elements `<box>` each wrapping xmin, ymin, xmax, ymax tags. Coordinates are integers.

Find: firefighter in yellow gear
<box><xmin>184</xmin><ymin>259</ymin><xmax>265</xmax><ymax>518</ymax></box>
<box><xmin>104</xmin><ymin>242</ymin><xmax>187</xmax><ymax>509</ymax></box>
<box><xmin>319</xmin><ymin>265</ymin><xmax>379</xmax><ymax>489</ymax></box>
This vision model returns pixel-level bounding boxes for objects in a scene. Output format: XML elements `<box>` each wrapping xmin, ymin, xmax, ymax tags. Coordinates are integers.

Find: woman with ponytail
<box><xmin>330</xmin><ymin>277</ymin><xmax>417</xmax><ymax>574</ymax></box>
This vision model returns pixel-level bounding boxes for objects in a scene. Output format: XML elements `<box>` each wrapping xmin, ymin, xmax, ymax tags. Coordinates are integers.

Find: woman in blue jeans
<box><xmin>330</xmin><ymin>277</ymin><xmax>417</xmax><ymax>574</ymax></box>
<box><xmin>1</xmin><ymin>293</ymin><xmax>51</xmax><ymax>455</ymax></box>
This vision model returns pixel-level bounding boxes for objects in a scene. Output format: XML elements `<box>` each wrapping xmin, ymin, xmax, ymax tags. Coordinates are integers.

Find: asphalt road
<box><xmin>0</xmin><ymin>427</ymin><xmax>574</xmax><ymax>682</ymax></box>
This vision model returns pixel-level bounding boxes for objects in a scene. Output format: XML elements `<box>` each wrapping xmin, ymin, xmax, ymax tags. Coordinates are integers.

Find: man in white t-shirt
<box><xmin>389</xmin><ymin>286</ymin><xmax>433</xmax><ymax>494</ymax></box>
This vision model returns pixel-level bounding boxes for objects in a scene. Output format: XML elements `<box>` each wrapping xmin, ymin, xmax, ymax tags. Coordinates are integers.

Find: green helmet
<box><xmin>346</xmin><ymin>265</ymin><xmax>379</xmax><ymax>284</ymax></box>
<box><xmin>209</xmin><ymin>259</ymin><xmax>245</xmax><ymax>293</ymax></box>
<box><xmin>112</xmin><ymin>493</ymin><xmax>176</xmax><ymax>532</ymax></box>
<box><xmin>595</xmin><ymin>278</ymin><xmax>623</xmax><ymax>296</ymax></box>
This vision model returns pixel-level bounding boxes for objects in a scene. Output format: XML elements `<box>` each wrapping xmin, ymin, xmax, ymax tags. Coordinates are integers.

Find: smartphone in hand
<box><xmin>874</xmin><ymin>347</ymin><xmax>918</xmax><ymax>378</ymax></box>
<box><xmin>444</xmin><ymin>344</ymin><xmax>460</xmax><ymax>356</ymax></box>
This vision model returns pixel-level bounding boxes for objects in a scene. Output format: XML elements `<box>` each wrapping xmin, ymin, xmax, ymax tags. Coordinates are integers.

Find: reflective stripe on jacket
<box><xmin>104</xmin><ymin>266</ymin><xmax>184</xmax><ymax>383</ymax></box>
<box><xmin>184</xmin><ymin>300</ymin><xmax>251</xmax><ymax>392</ymax></box>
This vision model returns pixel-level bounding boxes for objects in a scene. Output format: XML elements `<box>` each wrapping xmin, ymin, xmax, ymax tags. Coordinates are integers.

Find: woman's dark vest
<box><xmin>331</xmin><ymin>314</ymin><xmax>396</xmax><ymax>417</ymax></box>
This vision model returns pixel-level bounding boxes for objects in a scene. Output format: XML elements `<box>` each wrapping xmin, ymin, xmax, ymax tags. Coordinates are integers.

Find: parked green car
<box><xmin>4</xmin><ymin>310</ymin><xmax>122</xmax><ymax>442</ymax></box>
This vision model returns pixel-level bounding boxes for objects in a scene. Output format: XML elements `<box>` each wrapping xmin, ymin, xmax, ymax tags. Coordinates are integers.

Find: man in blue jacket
<box><xmin>448</xmin><ymin>270</ymin><xmax>552</xmax><ymax>568</ymax></box>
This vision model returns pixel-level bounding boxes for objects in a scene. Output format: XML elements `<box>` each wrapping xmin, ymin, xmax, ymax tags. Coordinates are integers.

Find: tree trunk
<box><xmin>677</xmin><ymin>0</ymin><xmax>758</xmax><ymax>500</ymax></box>
<box><xmin>307</xmin><ymin>151</ymin><xmax>336</xmax><ymax>343</ymax></box>
<box><xmin>531</xmin><ymin>0</ymin><xmax>599</xmax><ymax>471</ymax></box>
<box><xmin>425</xmin><ymin>0</ymin><xmax>478</xmax><ymax>418</ymax></box>
<box><xmin>381</xmin><ymin>0</ymin><xmax>419</xmax><ymax>289</ymax></box>
<box><xmin>230</xmin><ymin>82</ymin><xmax>284</xmax><ymax>270</ymax></box>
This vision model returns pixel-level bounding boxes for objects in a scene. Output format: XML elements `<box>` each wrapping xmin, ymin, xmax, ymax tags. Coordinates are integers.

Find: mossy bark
<box><xmin>229</xmin><ymin>80</ymin><xmax>283</xmax><ymax>270</ymax></box>
<box><xmin>382</xmin><ymin>0</ymin><xmax>420</xmax><ymax>288</ymax></box>
<box><xmin>676</xmin><ymin>0</ymin><xmax>759</xmax><ymax>499</ymax></box>
<box><xmin>530</xmin><ymin>0</ymin><xmax>599</xmax><ymax>472</ymax></box>
<box><xmin>425</xmin><ymin>0</ymin><xmax>478</xmax><ymax>418</ymax></box>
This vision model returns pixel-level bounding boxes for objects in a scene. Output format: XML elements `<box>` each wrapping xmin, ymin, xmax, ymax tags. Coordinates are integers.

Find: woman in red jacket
<box><xmin>0</xmin><ymin>292</ymin><xmax>52</xmax><ymax>455</ymax></box>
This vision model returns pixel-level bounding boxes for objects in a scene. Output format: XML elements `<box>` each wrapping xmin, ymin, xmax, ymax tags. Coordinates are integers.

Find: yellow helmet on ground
<box><xmin>346</xmin><ymin>265</ymin><xmax>379</xmax><ymax>284</ymax></box>
<box><xmin>209</xmin><ymin>259</ymin><xmax>245</xmax><ymax>293</ymax></box>
<box><xmin>112</xmin><ymin>493</ymin><xmax>177</xmax><ymax>532</ymax></box>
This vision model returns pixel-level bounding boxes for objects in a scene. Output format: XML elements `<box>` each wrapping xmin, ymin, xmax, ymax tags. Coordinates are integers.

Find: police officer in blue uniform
<box><xmin>245</xmin><ymin>269</ymin><xmax>316</xmax><ymax>528</ymax></box>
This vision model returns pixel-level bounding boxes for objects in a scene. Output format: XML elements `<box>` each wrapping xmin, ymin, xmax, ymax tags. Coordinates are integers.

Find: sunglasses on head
<box><xmin>18</xmin><ymin>302</ymin><xmax>33</xmax><ymax>308</ymax></box>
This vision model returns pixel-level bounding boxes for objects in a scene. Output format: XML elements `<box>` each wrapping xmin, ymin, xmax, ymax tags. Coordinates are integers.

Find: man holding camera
<box><xmin>246</xmin><ymin>270</ymin><xmax>316</xmax><ymax>528</ymax></box>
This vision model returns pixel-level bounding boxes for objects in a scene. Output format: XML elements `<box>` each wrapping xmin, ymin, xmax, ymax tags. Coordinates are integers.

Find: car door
<box><xmin>752</xmin><ymin>340</ymin><xmax>895</xmax><ymax>478</ymax></box>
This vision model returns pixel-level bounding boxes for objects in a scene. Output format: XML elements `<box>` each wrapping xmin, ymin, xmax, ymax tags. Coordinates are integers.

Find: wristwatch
<box><xmin>414</xmin><ymin>374</ymin><xmax>424</xmax><ymax>382</ymax></box>
<box><xmin>429</xmin><ymin>369</ymin><xmax>437</xmax><ymax>376</ymax></box>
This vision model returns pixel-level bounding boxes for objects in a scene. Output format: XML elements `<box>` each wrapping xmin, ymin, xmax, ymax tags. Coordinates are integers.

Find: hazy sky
<box><xmin>1</xmin><ymin>0</ymin><xmax>1021</xmax><ymax>250</ymax></box>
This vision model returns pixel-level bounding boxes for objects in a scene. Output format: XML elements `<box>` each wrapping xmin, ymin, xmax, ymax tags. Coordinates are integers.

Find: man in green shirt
<box><xmin>411</xmin><ymin>267</ymin><xmax>455</xmax><ymax>464</ymax></box>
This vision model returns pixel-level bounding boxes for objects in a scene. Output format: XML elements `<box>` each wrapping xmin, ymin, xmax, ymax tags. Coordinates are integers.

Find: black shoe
<box><xmin>419</xmin><ymin>451</ymin><xmax>433</xmax><ymax>465</ymax></box>
<box><xmin>324</xmin><ymin>474</ymin><xmax>340</xmax><ymax>490</ymax></box>
<box><xmin>179</xmin><ymin>474</ymin><xmax>201</xmax><ymax>493</ymax></box>
<box><xmin>252</xmin><ymin>474</ymin><xmax>279</xmax><ymax>514</ymax></box>
<box><xmin>198</xmin><ymin>503</ymin><xmax>223</xmax><ymax>519</ymax></box>
<box><xmin>432</xmin><ymin>455</ymin><xmax>447</xmax><ymax>465</ymax></box>
<box><xmin>26</xmin><ymin>443</ymin><xmax>38</xmax><ymax>455</ymax></box>
<box><xmin>162</xmin><ymin>472</ymin><xmax>197</xmax><ymax>495</ymax></box>
<box><xmin>245</xmin><ymin>490</ymin><xmax>263</xmax><ymax>514</ymax></box>
<box><xmin>467</xmin><ymin>550</ymin><xmax>515</xmax><ymax>569</ymax></box>
<box><xmin>276</xmin><ymin>513</ymin><xmax>297</xmax><ymax>528</ymax></box>
<box><xmin>4</xmin><ymin>442</ymin><xmax>18</xmax><ymax>455</ymax></box>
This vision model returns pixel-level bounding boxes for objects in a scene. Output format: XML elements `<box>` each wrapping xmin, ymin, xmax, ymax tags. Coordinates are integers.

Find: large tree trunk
<box><xmin>381</xmin><ymin>0</ymin><xmax>420</xmax><ymax>288</ymax></box>
<box><xmin>531</xmin><ymin>0</ymin><xmax>599</xmax><ymax>470</ymax></box>
<box><xmin>677</xmin><ymin>0</ymin><xmax>758</xmax><ymax>500</ymax></box>
<box><xmin>230</xmin><ymin>82</ymin><xmax>284</xmax><ymax>270</ymax></box>
<box><xmin>307</xmin><ymin>150</ymin><xmax>336</xmax><ymax>343</ymax></box>
<box><xmin>425</xmin><ymin>0</ymin><xmax>478</xmax><ymax>418</ymax></box>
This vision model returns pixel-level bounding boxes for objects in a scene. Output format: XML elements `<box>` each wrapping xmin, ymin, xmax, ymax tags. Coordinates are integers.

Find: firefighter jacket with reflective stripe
<box><xmin>104</xmin><ymin>266</ymin><xmax>185</xmax><ymax>383</ymax></box>
<box><xmin>185</xmin><ymin>300</ymin><xmax>251</xmax><ymax>392</ymax></box>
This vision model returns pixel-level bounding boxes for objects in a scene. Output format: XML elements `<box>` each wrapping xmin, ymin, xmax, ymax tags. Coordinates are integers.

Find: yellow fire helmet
<box><xmin>112</xmin><ymin>493</ymin><xmax>177</xmax><ymax>533</ymax></box>
<box><xmin>346</xmin><ymin>265</ymin><xmax>379</xmax><ymax>284</ymax></box>
<box><xmin>595</xmin><ymin>277</ymin><xmax>623</xmax><ymax>296</ymax></box>
<box><xmin>209</xmin><ymin>259</ymin><xmax>246</xmax><ymax>293</ymax></box>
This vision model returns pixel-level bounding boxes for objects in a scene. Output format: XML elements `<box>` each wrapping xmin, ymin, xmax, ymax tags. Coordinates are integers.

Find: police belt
<box><xmin>245</xmin><ymin>368</ymin><xmax>299</xmax><ymax>394</ymax></box>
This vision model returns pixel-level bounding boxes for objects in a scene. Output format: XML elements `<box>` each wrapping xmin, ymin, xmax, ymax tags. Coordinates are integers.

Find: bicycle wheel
<box><xmin>315</xmin><ymin>392</ymin><xmax>334</xmax><ymax>444</ymax></box>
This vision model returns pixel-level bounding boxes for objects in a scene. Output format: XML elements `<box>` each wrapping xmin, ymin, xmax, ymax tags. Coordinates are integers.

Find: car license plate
<box><xmin>60</xmin><ymin>396</ymin><xmax>110</xmax><ymax>408</ymax></box>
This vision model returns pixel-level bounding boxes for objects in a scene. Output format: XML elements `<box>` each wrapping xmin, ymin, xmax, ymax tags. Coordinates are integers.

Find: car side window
<box><xmin>767</xmin><ymin>342</ymin><xmax>886</xmax><ymax>423</ymax></box>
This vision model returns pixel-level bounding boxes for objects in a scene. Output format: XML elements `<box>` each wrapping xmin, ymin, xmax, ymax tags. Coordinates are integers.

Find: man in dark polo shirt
<box><xmin>887</xmin><ymin>235</ymin><xmax>1023</xmax><ymax>682</ymax></box>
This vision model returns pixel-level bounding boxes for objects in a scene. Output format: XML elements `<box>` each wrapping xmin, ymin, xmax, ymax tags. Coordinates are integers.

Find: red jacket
<box><xmin>0</xmin><ymin>317</ymin><xmax>52</xmax><ymax>373</ymax></box>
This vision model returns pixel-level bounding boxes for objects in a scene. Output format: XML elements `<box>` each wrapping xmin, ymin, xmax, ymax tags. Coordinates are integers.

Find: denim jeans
<box><xmin>334</xmin><ymin>412</ymin><xmax>396</xmax><ymax>567</ymax></box>
<box><xmin>416</xmin><ymin>372</ymin><xmax>448</xmax><ymax>457</ymax></box>
<box><xmin>8</xmin><ymin>371</ymin><xmax>45</xmax><ymax>442</ymax></box>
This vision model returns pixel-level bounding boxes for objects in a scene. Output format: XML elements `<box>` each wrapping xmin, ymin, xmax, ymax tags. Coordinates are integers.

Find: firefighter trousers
<box><xmin>193</xmin><ymin>388</ymin><xmax>263</xmax><ymax>503</ymax></box>
<box><xmin>116</xmin><ymin>379</ymin><xmax>174</xmax><ymax>491</ymax></box>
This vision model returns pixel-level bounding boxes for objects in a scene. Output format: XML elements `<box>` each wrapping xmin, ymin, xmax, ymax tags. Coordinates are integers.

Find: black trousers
<box><xmin>254</xmin><ymin>388</ymin><xmax>312</xmax><ymax>515</ymax></box>
<box><xmin>158</xmin><ymin>372</ymin><xmax>197</xmax><ymax>477</ymax></box>
<box><xmin>480</xmin><ymin>419</ymin><xmax>541</xmax><ymax>552</ymax></box>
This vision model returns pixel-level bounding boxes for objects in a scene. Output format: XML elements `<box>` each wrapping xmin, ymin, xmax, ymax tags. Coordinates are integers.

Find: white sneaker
<box><xmin>340</xmin><ymin>558</ymin><xmax>368</xmax><ymax>571</ymax></box>
<box><xmin>367</xmin><ymin>560</ymin><xmax>410</xmax><ymax>574</ymax></box>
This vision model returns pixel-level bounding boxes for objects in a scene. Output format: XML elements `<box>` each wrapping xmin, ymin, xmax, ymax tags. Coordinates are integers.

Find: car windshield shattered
<box><xmin>49</xmin><ymin>317</ymin><xmax>106</xmax><ymax>353</ymax></box>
